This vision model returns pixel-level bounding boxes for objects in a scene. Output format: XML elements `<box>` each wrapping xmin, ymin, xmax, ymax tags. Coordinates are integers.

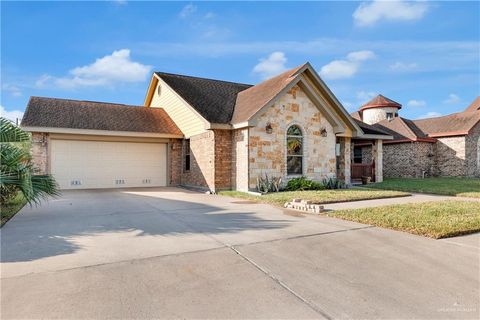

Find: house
<box><xmin>351</xmin><ymin>95</ymin><xmax>480</xmax><ymax>178</ymax></box>
<box><xmin>21</xmin><ymin>63</ymin><xmax>391</xmax><ymax>191</ymax></box>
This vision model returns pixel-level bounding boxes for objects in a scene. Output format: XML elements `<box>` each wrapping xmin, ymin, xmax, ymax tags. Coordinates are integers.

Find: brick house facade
<box><xmin>22</xmin><ymin>63</ymin><xmax>391</xmax><ymax>191</ymax></box>
<box><xmin>352</xmin><ymin>95</ymin><xmax>480</xmax><ymax>178</ymax></box>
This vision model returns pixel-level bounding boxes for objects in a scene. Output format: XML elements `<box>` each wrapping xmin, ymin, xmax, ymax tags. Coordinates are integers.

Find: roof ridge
<box><xmin>397</xmin><ymin>117</ymin><xmax>420</xmax><ymax>138</ymax></box>
<box><xmin>30</xmin><ymin>96</ymin><xmax>146</xmax><ymax>109</ymax></box>
<box><xmin>155</xmin><ymin>71</ymin><xmax>253</xmax><ymax>87</ymax></box>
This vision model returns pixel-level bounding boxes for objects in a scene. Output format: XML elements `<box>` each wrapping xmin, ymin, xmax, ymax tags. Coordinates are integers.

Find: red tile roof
<box><xmin>359</xmin><ymin>94</ymin><xmax>402</xmax><ymax>112</ymax></box>
<box><xmin>464</xmin><ymin>96</ymin><xmax>480</xmax><ymax>112</ymax></box>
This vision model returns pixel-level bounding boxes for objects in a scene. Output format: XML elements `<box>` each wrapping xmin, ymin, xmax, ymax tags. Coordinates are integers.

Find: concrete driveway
<box><xmin>1</xmin><ymin>188</ymin><xmax>478</xmax><ymax>319</ymax></box>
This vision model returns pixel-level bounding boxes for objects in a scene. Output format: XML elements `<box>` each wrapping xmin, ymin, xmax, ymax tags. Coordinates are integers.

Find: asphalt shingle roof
<box><xmin>22</xmin><ymin>97</ymin><xmax>182</xmax><ymax>135</ymax></box>
<box><xmin>155</xmin><ymin>72</ymin><xmax>252</xmax><ymax>124</ymax></box>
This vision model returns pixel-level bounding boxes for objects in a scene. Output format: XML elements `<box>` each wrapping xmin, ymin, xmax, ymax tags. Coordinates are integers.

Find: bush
<box><xmin>322</xmin><ymin>177</ymin><xmax>345</xmax><ymax>189</ymax></box>
<box><xmin>256</xmin><ymin>174</ymin><xmax>282</xmax><ymax>193</ymax></box>
<box><xmin>285</xmin><ymin>176</ymin><xmax>324</xmax><ymax>191</ymax></box>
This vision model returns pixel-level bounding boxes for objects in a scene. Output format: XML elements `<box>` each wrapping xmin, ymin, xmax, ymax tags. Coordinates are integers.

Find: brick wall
<box><xmin>383</xmin><ymin>141</ymin><xmax>435</xmax><ymax>178</ymax></box>
<box><xmin>434</xmin><ymin>136</ymin><xmax>466</xmax><ymax>176</ymax></box>
<box><xmin>169</xmin><ymin>139</ymin><xmax>182</xmax><ymax>186</ymax></box>
<box><xmin>465</xmin><ymin>123</ymin><xmax>480</xmax><ymax>177</ymax></box>
<box><xmin>176</xmin><ymin>131</ymin><xmax>215</xmax><ymax>190</ymax></box>
<box><xmin>214</xmin><ymin>129</ymin><xmax>233</xmax><ymax>190</ymax></box>
<box><xmin>247</xmin><ymin>84</ymin><xmax>336</xmax><ymax>190</ymax></box>
<box><xmin>31</xmin><ymin>132</ymin><xmax>49</xmax><ymax>174</ymax></box>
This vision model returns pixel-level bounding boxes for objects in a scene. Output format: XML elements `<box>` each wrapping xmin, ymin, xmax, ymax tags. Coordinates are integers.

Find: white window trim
<box><xmin>285</xmin><ymin>123</ymin><xmax>306</xmax><ymax>177</ymax></box>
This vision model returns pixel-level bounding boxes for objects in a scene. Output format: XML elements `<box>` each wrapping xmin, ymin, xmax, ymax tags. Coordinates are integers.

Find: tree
<box><xmin>0</xmin><ymin>117</ymin><xmax>60</xmax><ymax>205</ymax></box>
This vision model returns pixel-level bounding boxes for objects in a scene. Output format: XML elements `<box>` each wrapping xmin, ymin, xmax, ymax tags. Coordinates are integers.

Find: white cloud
<box><xmin>36</xmin><ymin>49</ymin><xmax>151</xmax><ymax>89</ymax></box>
<box><xmin>356</xmin><ymin>90</ymin><xmax>377</xmax><ymax>102</ymax></box>
<box><xmin>204</xmin><ymin>12</ymin><xmax>216</xmax><ymax>19</ymax></box>
<box><xmin>320</xmin><ymin>50</ymin><xmax>375</xmax><ymax>80</ymax></box>
<box><xmin>113</xmin><ymin>0</ymin><xmax>127</xmax><ymax>5</ymax></box>
<box><xmin>407</xmin><ymin>99</ymin><xmax>426</xmax><ymax>107</ymax></box>
<box><xmin>389</xmin><ymin>61</ymin><xmax>418</xmax><ymax>72</ymax></box>
<box><xmin>179</xmin><ymin>3</ymin><xmax>197</xmax><ymax>19</ymax></box>
<box><xmin>353</xmin><ymin>0</ymin><xmax>429</xmax><ymax>27</ymax></box>
<box><xmin>252</xmin><ymin>51</ymin><xmax>288</xmax><ymax>79</ymax></box>
<box><xmin>443</xmin><ymin>93</ymin><xmax>461</xmax><ymax>105</ymax></box>
<box><xmin>346</xmin><ymin>50</ymin><xmax>376</xmax><ymax>62</ymax></box>
<box><xmin>2</xmin><ymin>84</ymin><xmax>22</xmax><ymax>97</ymax></box>
<box><xmin>417</xmin><ymin>111</ymin><xmax>442</xmax><ymax>119</ymax></box>
<box><xmin>0</xmin><ymin>105</ymin><xmax>24</xmax><ymax>123</ymax></box>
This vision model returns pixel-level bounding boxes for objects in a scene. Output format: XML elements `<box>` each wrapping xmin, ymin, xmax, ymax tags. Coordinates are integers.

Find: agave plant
<box><xmin>0</xmin><ymin>117</ymin><xmax>60</xmax><ymax>205</ymax></box>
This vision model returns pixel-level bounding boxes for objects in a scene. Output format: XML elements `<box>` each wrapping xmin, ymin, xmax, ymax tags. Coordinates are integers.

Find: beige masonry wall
<box><xmin>247</xmin><ymin>85</ymin><xmax>336</xmax><ymax>190</ymax></box>
<box><xmin>434</xmin><ymin>136</ymin><xmax>466</xmax><ymax>177</ymax></box>
<box><xmin>232</xmin><ymin>128</ymin><xmax>249</xmax><ymax>192</ymax></box>
<box><xmin>362</xmin><ymin>107</ymin><xmax>399</xmax><ymax>125</ymax></box>
<box><xmin>149</xmin><ymin>78</ymin><xmax>206</xmax><ymax>138</ymax></box>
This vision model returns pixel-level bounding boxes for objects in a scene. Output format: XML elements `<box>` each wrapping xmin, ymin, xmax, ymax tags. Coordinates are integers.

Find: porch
<box><xmin>336</xmin><ymin>137</ymin><xmax>383</xmax><ymax>185</ymax></box>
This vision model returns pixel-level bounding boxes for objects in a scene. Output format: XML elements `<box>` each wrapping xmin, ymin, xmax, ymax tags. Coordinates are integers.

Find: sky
<box><xmin>1</xmin><ymin>0</ymin><xmax>479</xmax><ymax>123</ymax></box>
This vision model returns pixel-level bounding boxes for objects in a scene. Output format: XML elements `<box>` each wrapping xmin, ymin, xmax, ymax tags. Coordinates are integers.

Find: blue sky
<box><xmin>1</xmin><ymin>0</ymin><xmax>479</xmax><ymax>122</ymax></box>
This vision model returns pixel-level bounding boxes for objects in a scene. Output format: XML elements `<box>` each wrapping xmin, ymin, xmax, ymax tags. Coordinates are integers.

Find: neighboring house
<box><xmin>351</xmin><ymin>95</ymin><xmax>480</xmax><ymax>178</ymax></box>
<box><xmin>21</xmin><ymin>63</ymin><xmax>390</xmax><ymax>191</ymax></box>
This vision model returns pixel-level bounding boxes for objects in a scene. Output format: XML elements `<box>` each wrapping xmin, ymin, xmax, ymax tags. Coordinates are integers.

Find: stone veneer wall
<box><xmin>247</xmin><ymin>85</ymin><xmax>336</xmax><ymax>190</ymax></box>
<box><xmin>465</xmin><ymin>122</ymin><xmax>480</xmax><ymax>177</ymax></box>
<box><xmin>434</xmin><ymin>136</ymin><xmax>466</xmax><ymax>177</ymax></box>
<box><xmin>362</xmin><ymin>107</ymin><xmax>399</xmax><ymax>125</ymax></box>
<box><xmin>383</xmin><ymin>142</ymin><xmax>435</xmax><ymax>178</ymax></box>
<box><xmin>232</xmin><ymin>128</ymin><xmax>249</xmax><ymax>192</ymax></box>
<box><xmin>31</xmin><ymin>132</ymin><xmax>49</xmax><ymax>174</ymax></box>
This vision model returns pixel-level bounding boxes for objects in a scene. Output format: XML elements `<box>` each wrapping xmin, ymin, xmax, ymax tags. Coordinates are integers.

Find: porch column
<box><xmin>337</xmin><ymin>137</ymin><xmax>352</xmax><ymax>186</ymax></box>
<box><xmin>372</xmin><ymin>139</ymin><xmax>383</xmax><ymax>182</ymax></box>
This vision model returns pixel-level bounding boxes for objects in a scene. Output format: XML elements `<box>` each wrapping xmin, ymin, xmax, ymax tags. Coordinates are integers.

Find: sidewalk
<box><xmin>323</xmin><ymin>192</ymin><xmax>480</xmax><ymax>211</ymax></box>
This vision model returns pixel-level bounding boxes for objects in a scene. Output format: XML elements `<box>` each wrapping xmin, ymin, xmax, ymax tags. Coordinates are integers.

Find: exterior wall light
<box><xmin>320</xmin><ymin>128</ymin><xmax>328</xmax><ymax>137</ymax></box>
<box><xmin>266</xmin><ymin>123</ymin><xmax>273</xmax><ymax>134</ymax></box>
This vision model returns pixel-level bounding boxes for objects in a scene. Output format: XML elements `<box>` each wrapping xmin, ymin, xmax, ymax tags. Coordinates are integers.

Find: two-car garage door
<box><xmin>51</xmin><ymin>140</ymin><xmax>167</xmax><ymax>189</ymax></box>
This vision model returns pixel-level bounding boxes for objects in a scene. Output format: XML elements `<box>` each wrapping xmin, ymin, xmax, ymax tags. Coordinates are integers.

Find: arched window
<box><xmin>286</xmin><ymin>125</ymin><xmax>303</xmax><ymax>175</ymax></box>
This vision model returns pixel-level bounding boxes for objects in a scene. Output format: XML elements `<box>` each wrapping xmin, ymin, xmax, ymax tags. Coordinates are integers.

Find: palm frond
<box><xmin>0</xmin><ymin>117</ymin><xmax>30</xmax><ymax>143</ymax></box>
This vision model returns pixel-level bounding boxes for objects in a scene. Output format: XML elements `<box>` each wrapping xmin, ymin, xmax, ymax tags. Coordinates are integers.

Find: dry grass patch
<box><xmin>328</xmin><ymin>200</ymin><xmax>480</xmax><ymax>239</ymax></box>
<box><xmin>370</xmin><ymin>177</ymin><xmax>480</xmax><ymax>198</ymax></box>
<box><xmin>219</xmin><ymin>188</ymin><xmax>409</xmax><ymax>207</ymax></box>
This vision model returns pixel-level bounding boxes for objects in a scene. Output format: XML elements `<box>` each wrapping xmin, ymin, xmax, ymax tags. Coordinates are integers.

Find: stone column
<box><xmin>337</xmin><ymin>137</ymin><xmax>352</xmax><ymax>186</ymax></box>
<box><xmin>372</xmin><ymin>139</ymin><xmax>383</xmax><ymax>182</ymax></box>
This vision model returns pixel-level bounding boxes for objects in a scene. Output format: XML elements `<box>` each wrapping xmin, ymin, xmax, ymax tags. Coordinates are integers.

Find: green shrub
<box><xmin>322</xmin><ymin>177</ymin><xmax>345</xmax><ymax>189</ymax></box>
<box><xmin>256</xmin><ymin>174</ymin><xmax>282</xmax><ymax>193</ymax></box>
<box><xmin>285</xmin><ymin>176</ymin><xmax>324</xmax><ymax>191</ymax></box>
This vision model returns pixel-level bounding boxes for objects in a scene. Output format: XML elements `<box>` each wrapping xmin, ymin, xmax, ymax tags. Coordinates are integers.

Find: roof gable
<box><xmin>154</xmin><ymin>72</ymin><xmax>252</xmax><ymax>124</ymax></box>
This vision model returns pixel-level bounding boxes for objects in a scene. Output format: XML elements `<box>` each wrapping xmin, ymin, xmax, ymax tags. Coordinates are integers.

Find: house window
<box><xmin>386</xmin><ymin>112</ymin><xmax>394</xmax><ymax>120</ymax></box>
<box><xmin>353</xmin><ymin>147</ymin><xmax>363</xmax><ymax>164</ymax></box>
<box><xmin>286</xmin><ymin>125</ymin><xmax>303</xmax><ymax>175</ymax></box>
<box><xmin>184</xmin><ymin>139</ymin><xmax>190</xmax><ymax>172</ymax></box>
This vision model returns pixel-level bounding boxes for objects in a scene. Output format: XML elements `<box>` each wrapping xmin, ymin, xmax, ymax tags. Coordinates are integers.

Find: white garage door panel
<box><xmin>51</xmin><ymin>140</ymin><xmax>167</xmax><ymax>189</ymax></box>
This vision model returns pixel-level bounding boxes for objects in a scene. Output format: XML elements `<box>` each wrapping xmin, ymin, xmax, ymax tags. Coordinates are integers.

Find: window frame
<box><xmin>286</xmin><ymin>124</ymin><xmax>304</xmax><ymax>176</ymax></box>
<box><xmin>386</xmin><ymin>112</ymin><xmax>394</xmax><ymax>120</ymax></box>
<box><xmin>183</xmin><ymin>139</ymin><xmax>191</xmax><ymax>172</ymax></box>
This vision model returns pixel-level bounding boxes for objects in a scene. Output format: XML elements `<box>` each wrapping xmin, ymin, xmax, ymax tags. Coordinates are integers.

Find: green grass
<box><xmin>1</xmin><ymin>193</ymin><xmax>27</xmax><ymax>227</ymax></box>
<box><xmin>327</xmin><ymin>201</ymin><xmax>480</xmax><ymax>239</ymax></box>
<box><xmin>219</xmin><ymin>188</ymin><xmax>410</xmax><ymax>207</ymax></box>
<box><xmin>369</xmin><ymin>177</ymin><xmax>480</xmax><ymax>198</ymax></box>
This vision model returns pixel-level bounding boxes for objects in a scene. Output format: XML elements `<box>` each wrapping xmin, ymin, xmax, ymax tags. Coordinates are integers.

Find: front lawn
<box><xmin>369</xmin><ymin>177</ymin><xmax>480</xmax><ymax>198</ymax></box>
<box><xmin>1</xmin><ymin>193</ymin><xmax>27</xmax><ymax>227</ymax></box>
<box><xmin>219</xmin><ymin>188</ymin><xmax>409</xmax><ymax>207</ymax></box>
<box><xmin>328</xmin><ymin>201</ymin><xmax>480</xmax><ymax>239</ymax></box>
